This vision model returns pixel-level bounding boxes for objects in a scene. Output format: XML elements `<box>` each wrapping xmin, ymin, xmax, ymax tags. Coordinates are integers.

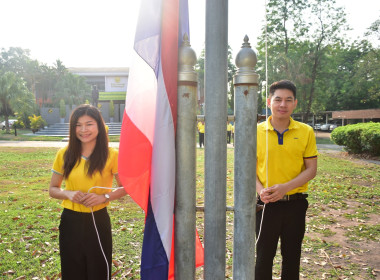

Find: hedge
<box><xmin>331</xmin><ymin>122</ymin><xmax>380</xmax><ymax>156</ymax></box>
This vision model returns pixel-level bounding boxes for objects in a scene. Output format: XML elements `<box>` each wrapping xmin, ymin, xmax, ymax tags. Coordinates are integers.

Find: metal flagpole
<box><xmin>204</xmin><ymin>0</ymin><xmax>229</xmax><ymax>279</ymax></box>
<box><xmin>175</xmin><ymin>34</ymin><xmax>198</xmax><ymax>279</ymax></box>
<box><xmin>233</xmin><ymin>35</ymin><xmax>259</xmax><ymax>279</ymax></box>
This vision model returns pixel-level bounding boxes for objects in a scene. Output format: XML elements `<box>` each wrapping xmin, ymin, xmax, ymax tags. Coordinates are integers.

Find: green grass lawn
<box><xmin>0</xmin><ymin>147</ymin><xmax>378</xmax><ymax>279</ymax></box>
<box><xmin>0</xmin><ymin>129</ymin><xmax>65</xmax><ymax>141</ymax></box>
<box><xmin>316</xmin><ymin>137</ymin><xmax>334</xmax><ymax>145</ymax></box>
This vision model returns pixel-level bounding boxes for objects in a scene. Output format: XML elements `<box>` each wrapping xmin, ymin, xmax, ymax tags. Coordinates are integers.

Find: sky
<box><xmin>0</xmin><ymin>0</ymin><xmax>378</xmax><ymax>68</ymax></box>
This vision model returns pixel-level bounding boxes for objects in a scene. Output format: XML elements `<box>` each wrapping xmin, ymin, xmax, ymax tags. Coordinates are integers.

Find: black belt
<box><xmin>278</xmin><ymin>193</ymin><xmax>308</xmax><ymax>201</ymax></box>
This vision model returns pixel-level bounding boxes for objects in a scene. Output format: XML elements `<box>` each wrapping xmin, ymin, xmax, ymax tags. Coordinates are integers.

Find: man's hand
<box><xmin>260</xmin><ymin>184</ymin><xmax>287</xmax><ymax>203</ymax></box>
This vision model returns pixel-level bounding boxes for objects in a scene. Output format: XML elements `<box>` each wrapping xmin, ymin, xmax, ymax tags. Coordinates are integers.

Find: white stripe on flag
<box><xmin>125</xmin><ymin>51</ymin><xmax>158</xmax><ymax>144</ymax></box>
<box><xmin>151</xmin><ymin>62</ymin><xmax>176</xmax><ymax>259</ymax></box>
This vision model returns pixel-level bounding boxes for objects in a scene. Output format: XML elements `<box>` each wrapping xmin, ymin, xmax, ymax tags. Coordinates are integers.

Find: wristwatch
<box><xmin>104</xmin><ymin>193</ymin><xmax>110</xmax><ymax>203</ymax></box>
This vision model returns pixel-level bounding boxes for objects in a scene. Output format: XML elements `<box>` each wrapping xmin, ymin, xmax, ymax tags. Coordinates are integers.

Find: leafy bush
<box><xmin>360</xmin><ymin>123</ymin><xmax>380</xmax><ymax>155</ymax></box>
<box><xmin>331</xmin><ymin>122</ymin><xmax>380</xmax><ymax>156</ymax></box>
<box><xmin>28</xmin><ymin>114</ymin><xmax>47</xmax><ymax>133</ymax></box>
<box><xmin>329</xmin><ymin>126</ymin><xmax>346</xmax><ymax>146</ymax></box>
<box><xmin>13</xmin><ymin>117</ymin><xmax>25</xmax><ymax>129</ymax></box>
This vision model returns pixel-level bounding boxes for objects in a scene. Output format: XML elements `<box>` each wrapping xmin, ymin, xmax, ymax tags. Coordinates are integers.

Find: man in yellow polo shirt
<box><xmin>256</xmin><ymin>80</ymin><xmax>318</xmax><ymax>279</ymax></box>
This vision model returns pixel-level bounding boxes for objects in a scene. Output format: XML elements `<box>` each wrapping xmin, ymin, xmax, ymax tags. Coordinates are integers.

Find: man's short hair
<box><xmin>269</xmin><ymin>80</ymin><xmax>297</xmax><ymax>99</ymax></box>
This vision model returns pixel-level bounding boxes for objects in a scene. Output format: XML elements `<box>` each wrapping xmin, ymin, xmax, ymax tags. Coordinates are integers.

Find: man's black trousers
<box><xmin>255</xmin><ymin>198</ymin><xmax>308</xmax><ymax>280</ymax></box>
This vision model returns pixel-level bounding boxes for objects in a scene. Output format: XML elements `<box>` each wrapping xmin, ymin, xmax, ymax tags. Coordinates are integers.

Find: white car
<box><xmin>1</xmin><ymin>119</ymin><xmax>17</xmax><ymax>130</ymax></box>
<box><xmin>320</xmin><ymin>124</ymin><xmax>332</xmax><ymax>131</ymax></box>
<box><xmin>330</xmin><ymin>124</ymin><xmax>340</xmax><ymax>131</ymax></box>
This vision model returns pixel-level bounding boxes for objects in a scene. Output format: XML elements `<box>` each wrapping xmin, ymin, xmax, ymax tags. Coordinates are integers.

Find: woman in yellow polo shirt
<box><xmin>49</xmin><ymin>104</ymin><xmax>126</xmax><ymax>280</ymax></box>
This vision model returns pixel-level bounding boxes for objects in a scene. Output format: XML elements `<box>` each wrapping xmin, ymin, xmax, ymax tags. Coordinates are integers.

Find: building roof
<box><xmin>332</xmin><ymin>109</ymin><xmax>380</xmax><ymax>119</ymax></box>
<box><xmin>68</xmin><ymin>67</ymin><xmax>129</xmax><ymax>76</ymax></box>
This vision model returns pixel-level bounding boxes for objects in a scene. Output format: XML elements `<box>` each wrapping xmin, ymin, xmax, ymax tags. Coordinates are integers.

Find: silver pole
<box><xmin>204</xmin><ymin>0</ymin><xmax>228</xmax><ymax>279</ymax></box>
<box><xmin>233</xmin><ymin>35</ymin><xmax>259</xmax><ymax>279</ymax></box>
<box><xmin>175</xmin><ymin>34</ymin><xmax>198</xmax><ymax>279</ymax></box>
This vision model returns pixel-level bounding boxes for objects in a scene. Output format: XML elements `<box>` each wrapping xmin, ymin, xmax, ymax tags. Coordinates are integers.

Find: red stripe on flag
<box><xmin>161</xmin><ymin>0</ymin><xmax>179</xmax><ymax>131</ymax></box>
<box><xmin>161</xmin><ymin>1</ymin><xmax>180</xmax><ymax>277</ymax></box>
<box><xmin>119</xmin><ymin>111</ymin><xmax>152</xmax><ymax>212</ymax></box>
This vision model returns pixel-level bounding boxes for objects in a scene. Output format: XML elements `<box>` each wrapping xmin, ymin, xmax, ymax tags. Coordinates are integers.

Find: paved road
<box><xmin>2</xmin><ymin>140</ymin><xmax>378</xmax><ymax>165</ymax></box>
<box><xmin>0</xmin><ymin>140</ymin><xmax>343</xmax><ymax>151</ymax></box>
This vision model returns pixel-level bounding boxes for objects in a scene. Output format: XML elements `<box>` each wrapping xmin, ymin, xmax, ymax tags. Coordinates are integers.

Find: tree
<box><xmin>36</xmin><ymin>64</ymin><xmax>56</xmax><ymax>107</ymax></box>
<box><xmin>53</xmin><ymin>59</ymin><xmax>67</xmax><ymax>78</ymax></box>
<box><xmin>0</xmin><ymin>71</ymin><xmax>35</xmax><ymax>133</ymax></box>
<box><xmin>256</xmin><ymin>0</ymin><xmax>349</xmax><ymax>121</ymax></box>
<box><xmin>364</xmin><ymin>19</ymin><xmax>380</xmax><ymax>43</ymax></box>
<box><xmin>0</xmin><ymin>47</ymin><xmax>32</xmax><ymax>75</ymax></box>
<box><xmin>195</xmin><ymin>49</ymin><xmax>205</xmax><ymax>114</ymax></box>
<box><xmin>23</xmin><ymin>59</ymin><xmax>42</xmax><ymax>100</ymax></box>
<box><xmin>227</xmin><ymin>46</ymin><xmax>237</xmax><ymax>113</ymax></box>
<box><xmin>53</xmin><ymin>72</ymin><xmax>91</xmax><ymax>107</ymax></box>
<box><xmin>196</xmin><ymin>45</ymin><xmax>236</xmax><ymax>114</ymax></box>
<box><xmin>350</xmin><ymin>40</ymin><xmax>380</xmax><ymax>109</ymax></box>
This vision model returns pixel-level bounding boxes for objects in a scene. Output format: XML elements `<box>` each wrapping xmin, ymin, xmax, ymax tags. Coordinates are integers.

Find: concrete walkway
<box><xmin>0</xmin><ymin>140</ymin><xmax>119</xmax><ymax>148</ymax></box>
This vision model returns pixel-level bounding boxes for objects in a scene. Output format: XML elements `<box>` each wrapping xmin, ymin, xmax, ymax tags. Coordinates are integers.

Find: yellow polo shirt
<box><xmin>257</xmin><ymin>117</ymin><xmax>318</xmax><ymax>195</ymax></box>
<box><xmin>227</xmin><ymin>123</ymin><xmax>233</xmax><ymax>132</ymax></box>
<box><xmin>198</xmin><ymin>122</ymin><xmax>205</xmax><ymax>133</ymax></box>
<box><xmin>52</xmin><ymin>146</ymin><xmax>118</xmax><ymax>212</ymax></box>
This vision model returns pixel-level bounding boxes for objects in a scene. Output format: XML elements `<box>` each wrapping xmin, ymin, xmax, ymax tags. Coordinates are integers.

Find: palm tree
<box><xmin>0</xmin><ymin>71</ymin><xmax>35</xmax><ymax>133</ymax></box>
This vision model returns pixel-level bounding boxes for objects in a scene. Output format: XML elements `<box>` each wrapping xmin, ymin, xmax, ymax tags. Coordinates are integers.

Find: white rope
<box><xmin>88</xmin><ymin>186</ymin><xmax>124</xmax><ymax>280</ymax></box>
<box><xmin>256</xmin><ymin>0</ymin><xmax>269</xmax><ymax>247</ymax></box>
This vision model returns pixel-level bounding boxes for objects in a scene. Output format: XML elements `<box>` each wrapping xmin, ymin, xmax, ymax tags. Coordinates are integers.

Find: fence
<box><xmin>174</xmin><ymin>5</ymin><xmax>259</xmax><ymax>278</ymax></box>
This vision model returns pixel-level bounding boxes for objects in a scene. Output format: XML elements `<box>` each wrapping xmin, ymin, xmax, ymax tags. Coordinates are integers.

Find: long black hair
<box><xmin>63</xmin><ymin>104</ymin><xmax>109</xmax><ymax>178</ymax></box>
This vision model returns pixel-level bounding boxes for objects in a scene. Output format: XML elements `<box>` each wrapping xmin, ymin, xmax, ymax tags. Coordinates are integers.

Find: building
<box><xmin>68</xmin><ymin>67</ymin><xmax>129</xmax><ymax>123</ymax></box>
<box><xmin>332</xmin><ymin>109</ymin><xmax>380</xmax><ymax>124</ymax></box>
<box><xmin>68</xmin><ymin>67</ymin><xmax>129</xmax><ymax>93</ymax></box>
<box><xmin>41</xmin><ymin>67</ymin><xmax>129</xmax><ymax>125</ymax></box>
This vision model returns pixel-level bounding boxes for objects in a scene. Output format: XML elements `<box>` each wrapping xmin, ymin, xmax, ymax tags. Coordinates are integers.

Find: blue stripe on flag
<box><xmin>141</xmin><ymin>195</ymin><xmax>169</xmax><ymax>279</ymax></box>
<box><xmin>134</xmin><ymin>0</ymin><xmax>162</xmax><ymax>75</ymax></box>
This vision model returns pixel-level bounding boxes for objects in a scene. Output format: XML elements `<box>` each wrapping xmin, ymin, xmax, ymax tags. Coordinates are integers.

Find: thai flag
<box><xmin>118</xmin><ymin>0</ymin><xmax>204</xmax><ymax>278</ymax></box>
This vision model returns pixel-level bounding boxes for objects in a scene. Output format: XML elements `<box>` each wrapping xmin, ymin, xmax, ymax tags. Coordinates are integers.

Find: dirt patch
<box><xmin>322</xmin><ymin>150</ymin><xmax>380</xmax><ymax>165</ymax></box>
<box><xmin>304</xmin><ymin>201</ymin><xmax>380</xmax><ymax>279</ymax></box>
<box><xmin>303</xmin><ymin>151</ymin><xmax>380</xmax><ymax>279</ymax></box>
<box><xmin>315</xmin><ymin>131</ymin><xmax>332</xmax><ymax>139</ymax></box>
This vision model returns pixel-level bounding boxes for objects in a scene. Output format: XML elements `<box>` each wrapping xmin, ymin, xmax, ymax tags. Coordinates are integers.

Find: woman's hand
<box><xmin>65</xmin><ymin>190</ymin><xmax>87</xmax><ymax>204</ymax></box>
<box><xmin>80</xmin><ymin>193</ymin><xmax>106</xmax><ymax>208</ymax></box>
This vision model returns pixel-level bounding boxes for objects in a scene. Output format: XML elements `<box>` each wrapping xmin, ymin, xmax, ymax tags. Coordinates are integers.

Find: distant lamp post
<box><xmin>14</xmin><ymin>114</ymin><xmax>18</xmax><ymax>136</ymax></box>
<box><xmin>59</xmin><ymin>99</ymin><xmax>66</xmax><ymax>123</ymax></box>
<box><xmin>92</xmin><ymin>85</ymin><xmax>99</xmax><ymax>107</ymax></box>
<box><xmin>109</xmin><ymin>100</ymin><xmax>114</xmax><ymax>123</ymax></box>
